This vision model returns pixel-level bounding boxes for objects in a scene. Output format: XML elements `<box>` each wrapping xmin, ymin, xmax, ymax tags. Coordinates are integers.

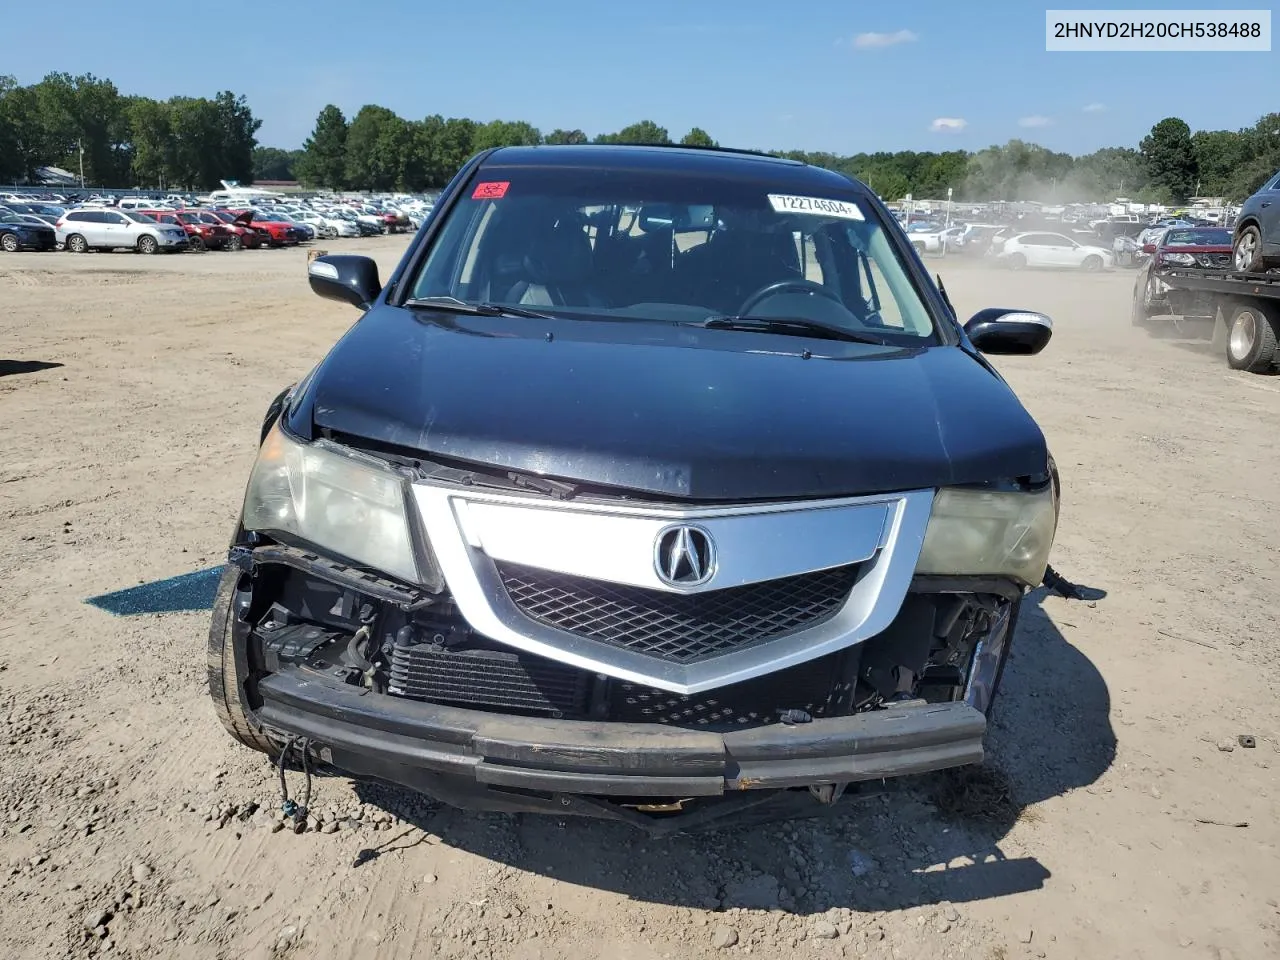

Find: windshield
<box><xmin>1163</xmin><ymin>228</ymin><xmax>1230</xmax><ymax>246</ymax></box>
<box><xmin>407</xmin><ymin>168</ymin><xmax>937</xmax><ymax>341</ymax></box>
<box><xmin>122</xmin><ymin>211</ymin><xmax>155</xmax><ymax>223</ymax></box>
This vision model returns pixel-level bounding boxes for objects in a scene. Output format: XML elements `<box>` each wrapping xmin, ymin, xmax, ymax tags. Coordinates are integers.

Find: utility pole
<box><xmin>78</xmin><ymin>140</ymin><xmax>85</xmax><ymax>188</ymax></box>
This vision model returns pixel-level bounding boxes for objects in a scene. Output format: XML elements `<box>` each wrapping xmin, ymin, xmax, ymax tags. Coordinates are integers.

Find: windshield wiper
<box><xmin>402</xmin><ymin>296</ymin><xmax>554</xmax><ymax>319</ymax></box>
<box><xmin>697</xmin><ymin>315</ymin><xmax>892</xmax><ymax>346</ymax></box>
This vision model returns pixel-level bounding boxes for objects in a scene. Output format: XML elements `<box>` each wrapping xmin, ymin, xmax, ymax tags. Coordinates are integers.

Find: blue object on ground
<box><xmin>86</xmin><ymin>565</ymin><xmax>225</xmax><ymax>616</ymax></box>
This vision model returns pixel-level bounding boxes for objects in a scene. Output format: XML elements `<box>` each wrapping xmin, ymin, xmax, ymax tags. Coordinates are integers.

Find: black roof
<box><xmin>483</xmin><ymin>144</ymin><xmax>869</xmax><ymax>196</ymax></box>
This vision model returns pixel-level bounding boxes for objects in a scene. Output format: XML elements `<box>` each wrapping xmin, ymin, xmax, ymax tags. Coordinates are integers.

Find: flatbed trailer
<box><xmin>1137</xmin><ymin>267</ymin><xmax>1280</xmax><ymax>373</ymax></box>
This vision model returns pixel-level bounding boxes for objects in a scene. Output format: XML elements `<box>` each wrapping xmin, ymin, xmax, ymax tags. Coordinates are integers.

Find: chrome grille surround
<box><xmin>410</xmin><ymin>483</ymin><xmax>935</xmax><ymax>695</ymax></box>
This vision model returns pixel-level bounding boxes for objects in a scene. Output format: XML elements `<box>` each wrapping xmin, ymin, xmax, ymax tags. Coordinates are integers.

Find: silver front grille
<box><xmin>410</xmin><ymin>483</ymin><xmax>935</xmax><ymax>694</ymax></box>
<box><xmin>497</xmin><ymin>561</ymin><xmax>860</xmax><ymax>664</ymax></box>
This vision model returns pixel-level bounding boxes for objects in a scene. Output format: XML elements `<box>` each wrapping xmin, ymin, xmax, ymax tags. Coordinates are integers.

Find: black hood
<box><xmin>296</xmin><ymin>308</ymin><xmax>1048</xmax><ymax>501</ymax></box>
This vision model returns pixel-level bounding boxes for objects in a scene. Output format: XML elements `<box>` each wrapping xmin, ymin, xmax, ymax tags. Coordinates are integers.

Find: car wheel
<box><xmin>1007</xmin><ymin>253</ymin><xmax>1027</xmax><ymax>270</ymax></box>
<box><xmin>1233</xmin><ymin>225</ymin><xmax>1264</xmax><ymax>273</ymax></box>
<box><xmin>137</xmin><ymin>235</ymin><xmax>158</xmax><ymax>255</ymax></box>
<box><xmin>911</xmin><ymin>240</ymin><xmax>925</xmax><ymax>256</ymax></box>
<box><xmin>1081</xmin><ymin>254</ymin><xmax>1103</xmax><ymax>272</ymax></box>
<box><xmin>0</xmin><ymin>232</ymin><xmax>19</xmax><ymax>253</ymax></box>
<box><xmin>225</xmin><ymin>233</ymin><xmax>242</xmax><ymax>251</ymax></box>
<box><xmin>208</xmin><ymin>565</ymin><xmax>279</xmax><ymax>758</ymax></box>
<box><xmin>189</xmin><ymin>235</ymin><xmax>206</xmax><ymax>253</ymax></box>
<box><xmin>66</xmin><ymin>234</ymin><xmax>88</xmax><ymax>253</ymax></box>
<box><xmin>1226</xmin><ymin>302</ymin><xmax>1279</xmax><ymax>372</ymax></box>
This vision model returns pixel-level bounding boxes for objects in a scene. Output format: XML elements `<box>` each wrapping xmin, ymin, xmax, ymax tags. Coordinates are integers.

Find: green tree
<box><xmin>168</xmin><ymin>96</ymin><xmax>222</xmax><ymax>188</ymax></box>
<box><xmin>344</xmin><ymin>105</ymin><xmax>408</xmax><ymax>190</ymax></box>
<box><xmin>252</xmin><ymin>146</ymin><xmax>298</xmax><ymax>181</ymax></box>
<box><xmin>471</xmin><ymin>119</ymin><xmax>542</xmax><ymax>151</ymax></box>
<box><xmin>295</xmin><ymin>105</ymin><xmax>349</xmax><ymax>189</ymax></box>
<box><xmin>545</xmin><ymin>128</ymin><xmax>588</xmax><ymax>145</ymax></box>
<box><xmin>212</xmin><ymin>90</ymin><xmax>261</xmax><ymax>184</ymax></box>
<box><xmin>1140</xmin><ymin>117</ymin><xmax>1198</xmax><ymax>203</ymax></box>
<box><xmin>595</xmin><ymin>120</ymin><xmax>670</xmax><ymax>144</ymax></box>
<box><xmin>0</xmin><ymin>76</ymin><xmax>44</xmax><ymax>182</ymax></box>
<box><xmin>1069</xmin><ymin>146</ymin><xmax>1146</xmax><ymax>200</ymax></box>
<box><xmin>679</xmin><ymin>127</ymin><xmax>716</xmax><ymax>147</ymax></box>
<box><xmin>128</xmin><ymin>97</ymin><xmax>174</xmax><ymax>187</ymax></box>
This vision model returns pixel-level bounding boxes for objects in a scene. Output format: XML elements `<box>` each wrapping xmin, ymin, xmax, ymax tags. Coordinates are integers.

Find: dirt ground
<box><xmin>1</xmin><ymin>240</ymin><xmax>1277</xmax><ymax>960</ymax></box>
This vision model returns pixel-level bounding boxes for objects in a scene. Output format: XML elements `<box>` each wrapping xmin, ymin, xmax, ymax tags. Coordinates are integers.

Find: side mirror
<box><xmin>308</xmin><ymin>254</ymin><xmax>381</xmax><ymax>311</ymax></box>
<box><xmin>964</xmin><ymin>307</ymin><xmax>1053</xmax><ymax>356</ymax></box>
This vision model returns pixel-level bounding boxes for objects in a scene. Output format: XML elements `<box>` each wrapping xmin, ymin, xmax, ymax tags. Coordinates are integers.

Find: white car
<box><xmin>904</xmin><ymin>225</ymin><xmax>950</xmax><ymax>254</ymax></box>
<box><xmin>998</xmin><ymin>232</ymin><xmax>1114</xmax><ymax>271</ymax></box>
<box><xmin>55</xmin><ymin>208</ymin><xmax>189</xmax><ymax>253</ymax></box>
<box><xmin>291</xmin><ymin>212</ymin><xmax>339</xmax><ymax>239</ymax></box>
<box><xmin>319</xmin><ymin>214</ymin><xmax>360</xmax><ymax>237</ymax></box>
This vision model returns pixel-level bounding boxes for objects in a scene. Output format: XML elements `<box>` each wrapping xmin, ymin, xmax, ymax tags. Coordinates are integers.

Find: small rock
<box><xmin>711</xmin><ymin>925</ymin><xmax>739</xmax><ymax>949</ymax></box>
<box><xmin>76</xmin><ymin>786</ymin><xmax>94</xmax><ymax>800</ymax></box>
<box><xmin>320</xmin><ymin>822</ymin><xmax>339</xmax><ymax>835</ymax></box>
<box><xmin>83</xmin><ymin>909</ymin><xmax>111</xmax><ymax>931</ymax></box>
<box><xmin>811</xmin><ymin>920</ymin><xmax>839</xmax><ymax>939</ymax></box>
<box><xmin>131</xmin><ymin>863</ymin><xmax>153</xmax><ymax>883</ymax></box>
<box><xmin>1019</xmin><ymin>927</ymin><xmax>1034</xmax><ymax>944</ymax></box>
<box><xmin>94</xmin><ymin>925</ymin><xmax>109</xmax><ymax>940</ymax></box>
<box><xmin>941</xmin><ymin>903</ymin><xmax>960</xmax><ymax>923</ymax></box>
<box><xmin>1217</xmin><ymin>739</ymin><xmax>1235</xmax><ymax>753</ymax></box>
<box><xmin>424</xmin><ymin>874</ymin><xmax>437</xmax><ymax>884</ymax></box>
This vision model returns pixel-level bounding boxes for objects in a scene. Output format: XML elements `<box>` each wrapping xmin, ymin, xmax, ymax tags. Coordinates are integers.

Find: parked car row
<box><xmin>0</xmin><ymin>191</ymin><xmax>436</xmax><ymax>256</ymax></box>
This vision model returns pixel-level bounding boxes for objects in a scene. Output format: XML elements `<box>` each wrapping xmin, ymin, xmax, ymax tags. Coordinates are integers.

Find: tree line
<box><xmin>0</xmin><ymin>74</ymin><xmax>259</xmax><ymax>190</ymax></box>
<box><xmin>3</xmin><ymin>73</ymin><xmax>1278</xmax><ymax>204</ymax></box>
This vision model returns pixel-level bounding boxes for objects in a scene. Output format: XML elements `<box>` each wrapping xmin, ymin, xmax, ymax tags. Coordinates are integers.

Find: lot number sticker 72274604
<box><xmin>767</xmin><ymin>194</ymin><xmax>865</xmax><ymax>221</ymax></box>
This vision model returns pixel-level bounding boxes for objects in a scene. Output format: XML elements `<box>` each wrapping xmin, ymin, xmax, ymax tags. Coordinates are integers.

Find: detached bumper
<box><xmin>256</xmin><ymin>668</ymin><xmax>986</xmax><ymax>799</ymax></box>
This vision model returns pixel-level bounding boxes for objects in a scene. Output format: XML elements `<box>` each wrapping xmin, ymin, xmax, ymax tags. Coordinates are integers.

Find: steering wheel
<box><xmin>737</xmin><ymin>279</ymin><xmax>842</xmax><ymax>315</ymax></box>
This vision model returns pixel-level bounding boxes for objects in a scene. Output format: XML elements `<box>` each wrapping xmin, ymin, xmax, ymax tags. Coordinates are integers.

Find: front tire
<box><xmin>189</xmin><ymin>235</ymin><xmax>206</xmax><ymax>253</ymax></box>
<box><xmin>137</xmin><ymin>235</ymin><xmax>158</xmax><ymax>255</ymax></box>
<box><xmin>225</xmin><ymin>233</ymin><xmax>243</xmax><ymax>251</ymax></box>
<box><xmin>208</xmin><ymin>565</ymin><xmax>277</xmax><ymax>757</ymax></box>
<box><xmin>0</xmin><ymin>232</ymin><xmax>19</xmax><ymax>252</ymax></box>
<box><xmin>1081</xmin><ymin>254</ymin><xmax>1103</xmax><ymax>272</ymax></box>
<box><xmin>1233</xmin><ymin>225</ymin><xmax>1264</xmax><ymax>273</ymax></box>
<box><xmin>1226</xmin><ymin>302</ymin><xmax>1279</xmax><ymax>372</ymax></box>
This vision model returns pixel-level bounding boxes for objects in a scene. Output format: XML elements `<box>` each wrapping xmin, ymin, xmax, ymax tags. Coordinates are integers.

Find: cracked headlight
<box><xmin>242</xmin><ymin>423</ymin><xmax>420</xmax><ymax>583</ymax></box>
<box><xmin>915</xmin><ymin>486</ymin><xmax>1057</xmax><ymax>586</ymax></box>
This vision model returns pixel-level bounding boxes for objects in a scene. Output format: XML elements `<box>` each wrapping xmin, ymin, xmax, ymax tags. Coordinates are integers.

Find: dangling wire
<box><xmin>277</xmin><ymin>736</ymin><xmax>313</xmax><ymax>833</ymax></box>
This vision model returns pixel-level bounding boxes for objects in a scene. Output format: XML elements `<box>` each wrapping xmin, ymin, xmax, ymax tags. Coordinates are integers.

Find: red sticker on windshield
<box><xmin>472</xmin><ymin>181</ymin><xmax>510</xmax><ymax>199</ymax></box>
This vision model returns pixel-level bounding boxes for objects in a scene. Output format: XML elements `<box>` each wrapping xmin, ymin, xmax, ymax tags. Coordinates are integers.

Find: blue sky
<box><xmin>4</xmin><ymin>1</ymin><xmax>1274</xmax><ymax>155</ymax></box>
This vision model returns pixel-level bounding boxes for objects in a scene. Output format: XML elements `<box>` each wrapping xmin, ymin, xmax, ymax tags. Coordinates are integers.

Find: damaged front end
<box><xmin>210</xmin><ymin>420</ymin><xmax>1054</xmax><ymax>831</ymax></box>
<box><xmin>218</xmin><ymin>542</ymin><xmax>1021</xmax><ymax>831</ymax></box>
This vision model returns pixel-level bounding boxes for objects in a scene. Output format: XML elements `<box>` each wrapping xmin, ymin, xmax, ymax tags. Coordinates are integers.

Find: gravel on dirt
<box><xmin>2</xmin><ymin>242</ymin><xmax>1278</xmax><ymax>959</ymax></box>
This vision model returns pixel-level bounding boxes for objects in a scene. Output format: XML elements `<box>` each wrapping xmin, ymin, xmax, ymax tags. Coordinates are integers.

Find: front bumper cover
<box><xmin>256</xmin><ymin>667</ymin><xmax>986</xmax><ymax>802</ymax></box>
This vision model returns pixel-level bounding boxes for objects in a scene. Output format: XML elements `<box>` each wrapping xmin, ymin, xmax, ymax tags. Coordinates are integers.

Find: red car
<box><xmin>206</xmin><ymin>209</ymin><xmax>270</xmax><ymax>249</ymax></box>
<box><xmin>138</xmin><ymin>209</ymin><xmax>235</xmax><ymax>251</ymax></box>
<box><xmin>227</xmin><ymin>208</ymin><xmax>303</xmax><ymax>247</ymax></box>
<box><xmin>1137</xmin><ymin>226</ymin><xmax>1233</xmax><ymax>316</ymax></box>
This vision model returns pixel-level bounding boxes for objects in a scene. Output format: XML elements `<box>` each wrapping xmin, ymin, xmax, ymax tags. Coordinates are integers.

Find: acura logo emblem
<box><xmin>654</xmin><ymin>525</ymin><xmax>716</xmax><ymax>586</ymax></box>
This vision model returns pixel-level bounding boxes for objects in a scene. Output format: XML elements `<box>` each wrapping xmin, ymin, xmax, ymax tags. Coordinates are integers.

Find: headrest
<box><xmin>523</xmin><ymin>219</ymin><xmax>592</xmax><ymax>285</ymax></box>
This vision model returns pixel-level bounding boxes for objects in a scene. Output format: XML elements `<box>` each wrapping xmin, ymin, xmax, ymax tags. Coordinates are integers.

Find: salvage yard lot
<box><xmin>1</xmin><ymin>243</ymin><xmax>1278</xmax><ymax>960</ymax></box>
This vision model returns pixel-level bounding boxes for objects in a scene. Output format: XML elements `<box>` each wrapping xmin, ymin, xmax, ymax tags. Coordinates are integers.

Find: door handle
<box><xmin>1262</xmin><ymin>201</ymin><xmax>1272</xmax><ymax>207</ymax></box>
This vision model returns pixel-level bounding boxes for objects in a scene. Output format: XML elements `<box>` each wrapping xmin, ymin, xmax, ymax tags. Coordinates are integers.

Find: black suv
<box><xmin>210</xmin><ymin>145</ymin><xmax>1059</xmax><ymax>829</ymax></box>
